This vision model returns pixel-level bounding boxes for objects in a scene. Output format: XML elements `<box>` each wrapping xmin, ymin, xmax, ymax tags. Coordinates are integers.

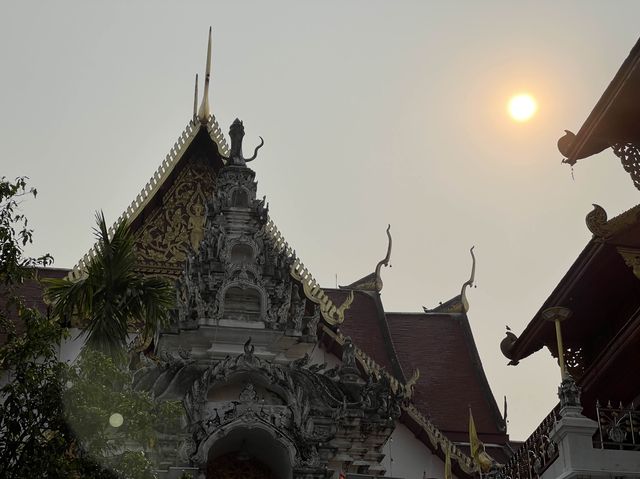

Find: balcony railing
<box><xmin>501</xmin><ymin>406</ymin><xmax>560</xmax><ymax>479</ymax></box>
<box><xmin>594</xmin><ymin>400</ymin><xmax>640</xmax><ymax>450</ymax></box>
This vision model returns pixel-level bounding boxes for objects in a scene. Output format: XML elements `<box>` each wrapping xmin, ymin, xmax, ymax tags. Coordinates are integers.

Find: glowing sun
<box><xmin>508</xmin><ymin>94</ymin><xmax>537</xmax><ymax>122</ymax></box>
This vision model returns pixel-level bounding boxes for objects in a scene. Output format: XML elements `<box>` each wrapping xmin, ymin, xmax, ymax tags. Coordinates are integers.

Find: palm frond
<box><xmin>44</xmin><ymin>211</ymin><xmax>174</xmax><ymax>360</ymax></box>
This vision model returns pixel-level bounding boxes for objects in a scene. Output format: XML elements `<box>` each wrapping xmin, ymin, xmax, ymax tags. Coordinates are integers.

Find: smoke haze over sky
<box><xmin>1</xmin><ymin>1</ymin><xmax>639</xmax><ymax>440</ymax></box>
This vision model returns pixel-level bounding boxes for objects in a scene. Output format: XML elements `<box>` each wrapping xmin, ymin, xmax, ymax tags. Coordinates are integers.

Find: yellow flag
<box><xmin>444</xmin><ymin>444</ymin><xmax>452</xmax><ymax>479</ymax></box>
<box><xmin>469</xmin><ymin>408</ymin><xmax>493</xmax><ymax>472</ymax></box>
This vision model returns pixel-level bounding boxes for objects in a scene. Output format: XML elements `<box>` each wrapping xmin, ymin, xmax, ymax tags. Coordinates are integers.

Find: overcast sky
<box><xmin>2</xmin><ymin>1</ymin><xmax>639</xmax><ymax>440</ymax></box>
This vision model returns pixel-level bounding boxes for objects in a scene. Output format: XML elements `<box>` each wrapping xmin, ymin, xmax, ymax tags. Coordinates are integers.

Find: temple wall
<box><xmin>309</xmin><ymin>341</ymin><xmax>342</xmax><ymax>368</ymax></box>
<box><xmin>381</xmin><ymin>423</ymin><xmax>452</xmax><ymax>479</ymax></box>
<box><xmin>58</xmin><ymin>328</ymin><xmax>86</xmax><ymax>363</ymax></box>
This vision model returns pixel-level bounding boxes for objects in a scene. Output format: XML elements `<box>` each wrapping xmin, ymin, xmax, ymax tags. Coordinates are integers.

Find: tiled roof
<box><xmin>387</xmin><ymin>312</ymin><xmax>506</xmax><ymax>441</ymax></box>
<box><xmin>0</xmin><ymin>267</ymin><xmax>70</xmax><ymax>346</ymax></box>
<box><xmin>325</xmin><ymin>289</ymin><xmax>395</xmax><ymax>373</ymax></box>
<box><xmin>326</xmin><ymin>288</ymin><xmax>506</xmax><ymax>443</ymax></box>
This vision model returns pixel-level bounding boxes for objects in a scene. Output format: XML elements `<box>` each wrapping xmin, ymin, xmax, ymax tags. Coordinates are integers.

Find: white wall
<box><xmin>308</xmin><ymin>341</ymin><xmax>342</xmax><ymax>369</ymax></box>
<box><xmin>381</xmin><ymin>423</ymin><xmax>453</xmax><ymax>479</ymax></box>
<box><xmin>58</xmin><ymin>327</ymin><xmax>87</xmax><ymax>364</ymax></box>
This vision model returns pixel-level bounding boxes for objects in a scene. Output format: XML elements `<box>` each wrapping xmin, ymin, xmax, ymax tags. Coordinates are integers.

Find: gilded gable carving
<box><xmin>134</xmin><ymin>159</ymin><xmax>216</xmax><ymax>275</ymax></box>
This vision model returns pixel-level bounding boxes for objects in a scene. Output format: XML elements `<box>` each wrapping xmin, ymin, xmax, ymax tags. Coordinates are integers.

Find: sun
<box><xmin>508</xmin><ymin>94</ymin><xmax>537</xmax><ymax>122</ymax></box>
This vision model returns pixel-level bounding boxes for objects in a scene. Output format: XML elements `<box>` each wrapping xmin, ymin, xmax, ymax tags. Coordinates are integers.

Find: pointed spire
<box><xmin>197</xmin><ymin>27</ymin><xmax>212</xmax><ymax>124</ymax></box>
<box><xmin>192</xmin><ymin>74</ymin><xmax>199</xmax><ymax>123</ymax></box>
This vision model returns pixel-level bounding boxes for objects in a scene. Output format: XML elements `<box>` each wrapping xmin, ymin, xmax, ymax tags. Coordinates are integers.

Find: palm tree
<box><xmin>45</xmin><ymin>212</ymin><xmax>174</xmax><ymax>361</ymax></box>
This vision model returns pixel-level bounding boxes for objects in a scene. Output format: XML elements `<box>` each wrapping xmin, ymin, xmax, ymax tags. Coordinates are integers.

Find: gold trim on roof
<box><xmin>321</xmin><ymin>326</ymin><xmax>413</xmax><ymax>398</ymax></box>
<box><xmin>68</xmin><ymin>116</ymin><xmax>229</xmax><ymax>280</ymax></box>
<box><xmin>321</xmin><ymin>326</ymin><xmax>475</xmax><ymax>472</ymax></box>
<box><xmin>403</xmin><ymin>403</ymin><xmax>477</xmax><ymax>474</ymax></box>
<box><xmin>261</xmin><ymin>217</ymin><xmax>353</xmax><ymax>325</ymax></box>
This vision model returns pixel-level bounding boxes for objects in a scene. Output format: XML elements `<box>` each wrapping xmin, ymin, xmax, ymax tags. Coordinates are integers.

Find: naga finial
<box><xmin>197</xmin><ymin>27</ymin><xmax>212</xmax><ymax>124</ymax></box>
<box><xmin>222</xmin><ymin>118</ymin><xmax>264</xmax><ymax>166</ymax></box>
<box><xmin>374</xmin><ymin>224</ymin><xmax>392</xmax><ymax>292</ymax></box>
<box><xmin>460</xmin><ymin>246</ymin><xmax>476</xmax><ymax>313</ymax></box>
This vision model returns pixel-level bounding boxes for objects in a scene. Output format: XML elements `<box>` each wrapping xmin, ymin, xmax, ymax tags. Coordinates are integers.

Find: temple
<box><xmin>8</xmin><ymin>30</ymin><xmax>512</xmax><ymax>478</ymax></box>
<box><xmin>500</xmin><ymin>35</ymin><xmax>640</xmax><ymax>479</ymax></box>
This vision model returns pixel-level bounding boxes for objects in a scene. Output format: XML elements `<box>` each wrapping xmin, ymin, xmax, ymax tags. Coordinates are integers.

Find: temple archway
<box><xmin>207</xmin><ymin>452</ymin><xmax>275</xmax><ymax>479</ymax></box>
<box><xmin>205</xmin><ymin>426</ymin><xmax>294</xmax><ymax>479</ymax></box>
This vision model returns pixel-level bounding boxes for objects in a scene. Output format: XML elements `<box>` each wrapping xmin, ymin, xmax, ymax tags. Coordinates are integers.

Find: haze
<box><xmin>1</xmin><ymin>1</ymin><xmax>639</xmax><ymax>440</ymax></box>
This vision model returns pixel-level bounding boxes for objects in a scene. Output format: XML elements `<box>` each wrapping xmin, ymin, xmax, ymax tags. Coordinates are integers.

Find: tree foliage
<box><xmin>0</xmin><ymin>178</ymin><xmax>181</xmax><ymax>478</ymax></box>
<box><xmin>45</xmin><ymin>211</ymin><xmax>174</xmax><ymax>361</ymax></box>
<box><xmin>0</xmin><ymin>176</ymin><xmax>51</xmax><ymax>337</ymax></box>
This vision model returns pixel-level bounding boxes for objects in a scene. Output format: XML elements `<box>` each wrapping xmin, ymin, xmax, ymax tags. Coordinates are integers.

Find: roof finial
<box><xmin>374</xmin><ymin>224</ymin><xmax>392</xmax><ymax>292</ymax></box>
<box><xmin>192</xmin><ymin>74</ymin><xmax>199</xmax><ymax>123</ymax></box>
<box><xmin>460</xmin><ymin>246</ymin><xmax>476</xmax><ymax>312</ymax></box>
<box><xmin>197</xmin><ymin>27</ymin><xmax>212</xmax><ymax>124</ymax></box>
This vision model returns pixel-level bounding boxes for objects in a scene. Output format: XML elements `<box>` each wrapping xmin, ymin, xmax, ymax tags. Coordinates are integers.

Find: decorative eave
<box><xmin>67</xmin><ymin>115</ymin><xmax>229</xmax><ymax>280</ymax></box>
<box><xmin>585</xmin><ymin>203</ymin><xmax>640</xmax><ymax>242</ymax></box>
<box><xmin>402</xmin><ymin>403</ymin><xmax>477</xmax><ymax>476</ymax></box>
<box><xmin>558</xmin><ymin>36</ymin><xmax>640</xmax><ymax>189</ymax></box>
<box><xmin>321</xmin><ymin>325</ymin><xmax>416</xmax><ymax>398</ymax></box>
<box><xmin>322</xmin><ymin>325</ymin><xmax>476</xmax><ymax>476</ymax></box>
<box><xmin>261</xmin><ymin>217</ymin><xmax>355</xmax><ymax>325</ymax></box>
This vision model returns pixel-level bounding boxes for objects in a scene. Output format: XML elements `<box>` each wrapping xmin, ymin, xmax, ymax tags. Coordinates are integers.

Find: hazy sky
<box><xmin>2</xmin><ymin>1</ymin><xmax>639</xmax><ymax>440</ymax></box>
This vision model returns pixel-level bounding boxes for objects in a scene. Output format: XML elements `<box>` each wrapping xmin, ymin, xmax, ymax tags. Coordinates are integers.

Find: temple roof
<box><xmin>502</xmin><ymin>203</ymin><xmax>640</xmax><ymax>365</ymax></box>
<box><xmin>325</xmin><ymin>288</ymin><xmax>507</xmax><ymax>444</ymax></box>
<box><xmin>558</xmin><ymin>36</ymin><xmax>640</xmax><ymax>164</ymax></box>
<box><xmin>501</xmin><ymin>203</ymin><xmax>640</xmax><ymax>416</ymax></box>
<box><xmin>0</xmin><ymin>267</ymin><xmax>69</xmax><ymax>346</ymax></box>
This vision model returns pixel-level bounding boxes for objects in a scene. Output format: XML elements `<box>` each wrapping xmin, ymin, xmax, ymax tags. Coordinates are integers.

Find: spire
<box><xmin>192</xmin><ymin>74</ymin><xmax>199</xmax><ymax>123</ymax></box>
<box><xmin>197</xmin><ymin>27</ymin><xmax>212</xmax><ymax>124</ymax></box>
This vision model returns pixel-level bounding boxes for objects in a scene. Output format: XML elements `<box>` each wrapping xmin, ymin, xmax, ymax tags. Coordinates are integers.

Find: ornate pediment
<box><xmin>134</xmin><ymin>156</ymin><xmax>217</xmax><ymax>276</ymax></box>
<box><xmin>171</xmin><ymin>339</ymin><xmax>403</xmax><ymax>468</ymax></box>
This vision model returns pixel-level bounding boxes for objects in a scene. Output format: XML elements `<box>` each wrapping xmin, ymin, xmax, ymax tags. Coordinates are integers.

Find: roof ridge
<box><xmin>68</xmin><ymin>114</ymin><xmax>228</xmax><ymax>280</ymax></box>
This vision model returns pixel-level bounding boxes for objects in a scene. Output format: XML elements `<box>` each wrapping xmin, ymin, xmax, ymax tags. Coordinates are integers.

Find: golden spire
<box><xmin>197</xmin><ymin>27</ymin><xmax>212</xmax><ymax>124</ymax></box>
<box><xmin>192</xmin><ymin>74</ymin><xmax>199</xmax><ymax>123</ymax></box>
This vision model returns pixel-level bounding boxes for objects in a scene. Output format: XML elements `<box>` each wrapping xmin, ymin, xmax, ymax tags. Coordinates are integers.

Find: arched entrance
<box><xmin>207</xmin><ymin>452</ymin><xmax>275</xmax><ymax>479</ymax></box>
<box><xmin>204</xmin><ymin>426</ymin><xmax>293</xmax><ymax>479</ymax></box>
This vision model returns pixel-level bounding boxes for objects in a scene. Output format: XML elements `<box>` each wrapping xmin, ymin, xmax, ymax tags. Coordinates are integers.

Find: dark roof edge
<box><xmin>457</xmin><ymin>312</ymin><xmax>507</xmax><ymax>434</ymax></box>
<box><xmin>560</xmin><ymin>36</ymin><xmax>640</xmax><ymax>162</ymax></box>
<box><xmin>372</xmin><ymin>292</ymin><xmax>407</xmax><ymax>383</ymax></box>
<box><xmin>506</xmin><ymin>239</ymin><xmax>604</xmax><ymax>362</ymax></box>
